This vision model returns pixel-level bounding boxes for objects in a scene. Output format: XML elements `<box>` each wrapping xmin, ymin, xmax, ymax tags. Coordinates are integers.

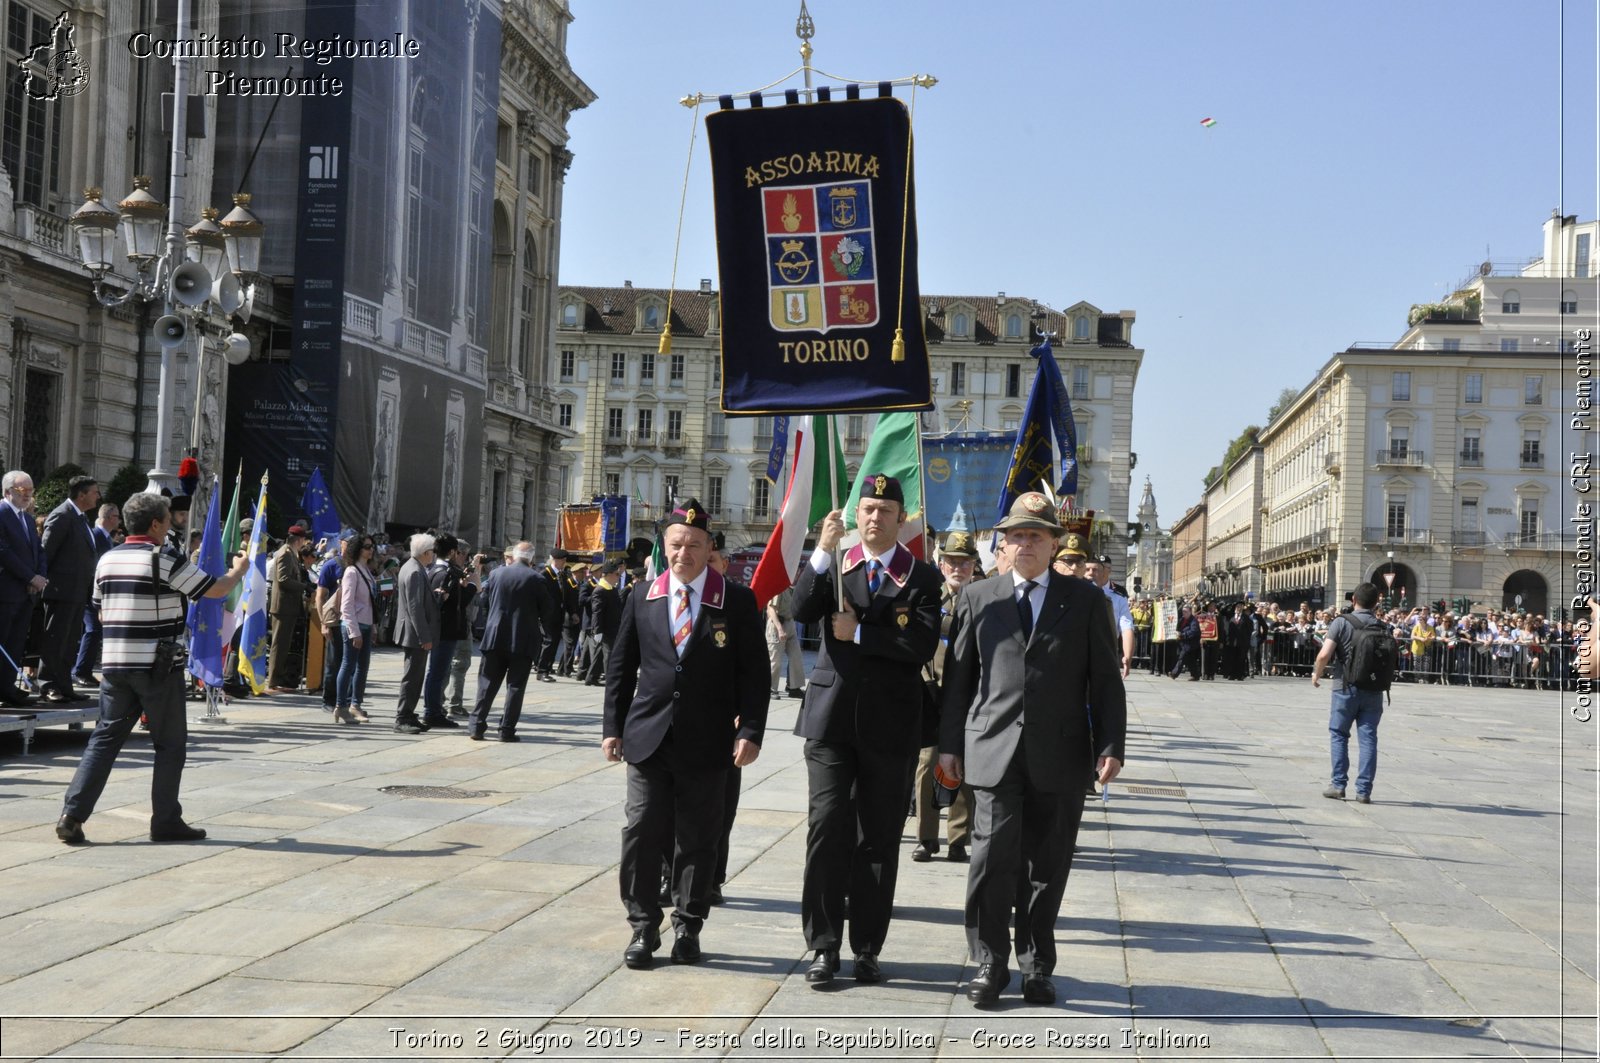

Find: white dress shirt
<box><xmin>1011</xmin><ymin>569</ymin><xmax>1050</xmax><ymax>630</ymax></box>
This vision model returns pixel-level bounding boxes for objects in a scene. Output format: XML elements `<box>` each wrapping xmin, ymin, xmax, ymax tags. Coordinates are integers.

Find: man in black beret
<box><xmin>793</xmin><ymin>474</ymin><xmax>942</xmax><ymax>986</ymax></box>
<box><xmin>602</xmin><ymin>500</ymin><xmax>768</xmax><ymax>969</ymax></box>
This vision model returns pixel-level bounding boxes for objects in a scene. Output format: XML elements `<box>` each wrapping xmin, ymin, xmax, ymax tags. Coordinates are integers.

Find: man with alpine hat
<box><xmin>602</xmin><ymin>500</ymin><xmax>768</xmax><ymax>969</ymax></box>
<box><xmin>938</xmin><ymin>490</ymin><xmax>1127</xmax><ymax>1007</ymax></box>
<box><xmin>910</xmin><ymin>530</ymin><xmax>980</xmax><ymax>864</ymax></box>
<box><xmin>793</xmin><ymin>473</ymin><xmax>942</xmax><ymax>986</ymax></box>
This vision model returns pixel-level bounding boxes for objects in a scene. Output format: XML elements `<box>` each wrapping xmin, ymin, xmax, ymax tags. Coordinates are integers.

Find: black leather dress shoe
<box><xmin>467</xmin><ymin>729</ymin><xmax>486</xmax><ymax>741</ymax></box>
<box><xmin>947</xmin><ymin>842</ymin><xmax>968</xmax><ymax>863</ymax></box>
<box><xmin>966</xmin><ymin>963</ymin><xmax>1008</xmax><ymax>1006</ymax></box>
<box><xmin>804</xmin><ymin>949</ymin><xmax>839</xmax><ymax>984</ymax></box>
<box><xmin>56</xmin><ymin>815</ymin><xmax>86</xmax><ymax>845</ymax></box>
<box><xmin>911</xmin><ymin>840</ymin><xmax>937</xmax><ymax>862</ymax></box>
<box><xmin>394</xmin><ymin>720</ymin><xmax>425</xmax><ymax>734</ymax></box>
<box><xmin>498</xmin><ymin>733</ymin><xmax>521</xmax><ymax>743</ymax></box>
<box><xmin>670</xmin><ymin>930</ymin><xmax>702</xmax><ymax>965</ymax></box>
<box><xmin>423</xmin><ymin>716</ymin><xmax>460</xmax><ymax>729</ymax></box>
<box><xmin>708</xmin><ymin>886</ymin><xmax>725</xmax><ymax>906</ymax></box>
<box><xmin>1021</xmin><ymin>974</ymin><xmax>1056</xmax><ymax>1004</ymax></box>
<box><xmin>853</xmin><ymin>952</ymin><xmax>882</xmax><ymax>983</ymax></box>
<box><xmin>623</xmin><ymin>927</ymin><xmax>660</xmax><ymax>969</ymax></box>
<box><xmin>149</xmin><ymin>822</ymin><xmax>207</xmax><ymax>843</ymax></box>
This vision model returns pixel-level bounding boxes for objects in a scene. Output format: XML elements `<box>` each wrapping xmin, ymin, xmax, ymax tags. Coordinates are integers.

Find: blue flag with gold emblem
<box><xmin>301</xmin><ymin>467</ymin><xmax>340</xmax><ymax>546</ymax></box>
<box><xmin>997</xmin><ymin>338</ymin><xmax>1078</xmax><ymax>529</ymax></box>
<box><xmin>185</xmin><ymin>477</ymin><xmax>226</xmax><ymax>688</ymax></box>
<box><xmin>707</xmin><ymin>95</ymin><xmax>930</xmax><ymax>414</ymax></box>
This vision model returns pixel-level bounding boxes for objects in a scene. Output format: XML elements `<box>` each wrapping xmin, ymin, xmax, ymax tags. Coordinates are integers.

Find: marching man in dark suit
<box><xmin>39</xmin><ymin>475</ymin><xmax>101</xmax><ymax>703</ymax></box>
<box><xmin>793</xmin><ymin>474</ymin><xmax>941</xmax><ymax>986</ymax></box>
<box><xmin>939</xmin><ymin>491</ymin><xmax>1127</xmax><ymax>1007</ymax></box>
<box><xmin>469</xmin><ymin>541</ymin><xmax>543</xmax><ymax>742</ymax></box>
<box><xmin>602</xmin><ymin>500</ymin><xmax>767</xmax><ymax>969</ymax></box>
<box><xmin>0</xmin><ymin>470</ymin><xmax>47</xmax><ymax>706</ymax></box>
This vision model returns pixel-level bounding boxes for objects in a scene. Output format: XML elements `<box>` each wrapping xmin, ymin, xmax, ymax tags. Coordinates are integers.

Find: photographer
<box><xmin>55</xmin><ymin>492</ymin><xmax>249</xmax><ymax>845</ymax></box>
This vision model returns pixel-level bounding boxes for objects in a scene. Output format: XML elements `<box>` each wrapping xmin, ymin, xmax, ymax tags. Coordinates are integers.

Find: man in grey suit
<box><xmin>393</xmin><ymin>533</ymin><xmax>443</xmax><ymax>734</ymax></box>
<box><xmin>470</xmin><ymin>541</ymin><xmax>543</xmax><ymax>741</ymax></box>
<box><xmin>39</xmin><ymin>475</ymin><xmax>100</xmax><ymax>702</ymax></box>
<box><xmin>939</xmin><ymin>491</ymin><xmax>1127</xmax><ymax>1007</ymax></box>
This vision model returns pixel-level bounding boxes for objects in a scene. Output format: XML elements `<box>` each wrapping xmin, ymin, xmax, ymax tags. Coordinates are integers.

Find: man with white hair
<box><xmin>392</xmin><ymin>533</ymin><xmax>441</xmax><ymax>734</ymax></box>
<box><xmin>0</xmin><ymin>470</ymin><xmax>47</xmax><ymax>705</ymax></box>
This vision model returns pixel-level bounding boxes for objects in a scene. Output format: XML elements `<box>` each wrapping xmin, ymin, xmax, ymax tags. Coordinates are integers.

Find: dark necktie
<box><xmin>1018</xmin><ymin>579</ymin><xmax>1037</xmax><ymax>640</ymax></box>
<box><xmin>867</xmin><ymin>559</ymin><xmax>883</xmax><ymax>595</ymax></box>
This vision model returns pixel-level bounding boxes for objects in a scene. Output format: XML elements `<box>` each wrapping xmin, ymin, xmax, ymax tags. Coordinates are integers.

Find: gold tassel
<box><xmin>891</xmin><ymin>327</ymin><xmax>905</xmax><ymax>363</ymax></box>
<box><xmin>658</xmin><ymin>325</ymin><xmax>672</xmax><ymax>355</ymax></box>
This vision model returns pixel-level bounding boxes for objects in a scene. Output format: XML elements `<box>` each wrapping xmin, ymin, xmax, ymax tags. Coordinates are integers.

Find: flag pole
<box><xmin>825</xmin><ymin>413</ymin><xmax>844</xmax><ymax>602</ymax></box>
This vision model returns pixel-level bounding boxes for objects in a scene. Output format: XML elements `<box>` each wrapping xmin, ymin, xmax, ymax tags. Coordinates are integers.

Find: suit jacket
<box><xmin>791</xmin><ymin>541</ymin><xmax>942</xmax><ymax>754</ymax></box>
<box><xmin>392</xmin><ymin>556</ymin><xmax>440</xmax><ymax>649</ymax></box>
<box><xmin>478</xmin><ymin>563</ymin><xmax>544</xmax><ymax>657</ymax></box>
<box><xmin>588</xmin><ymin>579</ymin><xmax>622</xmax><ymax>643</ymax></box>
<box><xmin>0</xmin><ymin>503</ymin><xmax>45</xmax><ymax>605</ymax></box>
<box><xmin>40</xmin><ymin>500</ymin><xmax>96</xmax><ymax>604</ymax></box>
<box><xmin>939</xmin><ymin>571</ymin><xmax>1127</xmax><ymax>792</ymax></box>
<box><xmin>269</xmin><ymin>544</ymin><xmax>312</xmax><ymax>619</ymax></box>
<box><xmin>603</xmin><ymin>568</ymin><xmax>769</xmax><ymax>772</ymax></box>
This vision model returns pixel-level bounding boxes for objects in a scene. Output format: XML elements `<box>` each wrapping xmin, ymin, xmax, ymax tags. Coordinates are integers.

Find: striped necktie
<box><xmin>673</xmin><ymin>586</ymin><xmax>693</xmax><ymax>654</ymax></box>
<box><xmin>868</xmin><ymin>559</ymin><xmax>883</xmax><ymax>595</ymax></box>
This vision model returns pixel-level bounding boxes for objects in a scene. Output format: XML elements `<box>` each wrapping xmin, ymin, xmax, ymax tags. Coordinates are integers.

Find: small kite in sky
<box><xmin>1200</xmin><ymin>117</ymin><xmax>1217</xmax><ymax>128</ymax></box>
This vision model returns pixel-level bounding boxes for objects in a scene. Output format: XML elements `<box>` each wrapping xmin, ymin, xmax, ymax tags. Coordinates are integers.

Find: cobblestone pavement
<box><xmin>0</xmin><ymin>649</ymin><xmax>1594</xmax><ymax>1061</ymax></box>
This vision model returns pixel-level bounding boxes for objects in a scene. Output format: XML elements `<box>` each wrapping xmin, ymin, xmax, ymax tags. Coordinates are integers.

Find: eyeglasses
<box><xmin>4</xmin><ymin>484</ymin><xmax>33</xmax><ymax>494</ymax></box>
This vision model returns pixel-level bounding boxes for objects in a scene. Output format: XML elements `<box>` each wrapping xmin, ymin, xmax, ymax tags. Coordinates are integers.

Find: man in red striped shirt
<box><xmin>55</xmin><ymin>492</ymin><xmax>248</xmax><ymax>846</ymax></box>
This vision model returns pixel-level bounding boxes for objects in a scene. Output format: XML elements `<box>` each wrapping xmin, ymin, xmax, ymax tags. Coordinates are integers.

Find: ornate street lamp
<box><xmin>68</xmin><ymin>188</ymin><xmax>118</xmax><ymax>274</ymax></box>
<box><xmin>184</xmin><ymin>207</ymin><xmax>228</xmax><ymax>280</ymax></box>
<box><xmin>219</xmin><ymin>193</ymin><xmax>264</xmax><ymax>276</ymax></box>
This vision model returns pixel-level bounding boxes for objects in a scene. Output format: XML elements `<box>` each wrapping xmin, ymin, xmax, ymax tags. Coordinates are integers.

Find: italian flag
<box><xmin>750</xmin><ymin>415</ymin><xmax>846</xmax><ymax>610</ymax></box>
<box><xmin>843</xmin><ymin>411</ymin><xmax>925</xmax><ymax>559</ymax></box>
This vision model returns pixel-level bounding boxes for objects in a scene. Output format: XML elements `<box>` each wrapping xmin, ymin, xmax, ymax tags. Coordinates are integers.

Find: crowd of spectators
<box><xmin>1130</xmin><ymin>595</ymin><xmax>1589</xmax><ymax>690</ymax></box>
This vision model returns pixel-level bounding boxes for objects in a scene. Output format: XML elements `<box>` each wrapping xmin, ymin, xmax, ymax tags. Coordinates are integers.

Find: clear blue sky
<box><xmin>558</xmin><ymin>0</ymin><xmax>1598</xmax><ymax>525</ymax></box>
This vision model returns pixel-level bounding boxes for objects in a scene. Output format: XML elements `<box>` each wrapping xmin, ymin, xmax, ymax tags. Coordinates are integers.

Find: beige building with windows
<box><xmin>1200</xmin><ymin>444</ymin><xmax>1264</xmax><ymax>601</ymax></box>
<box><xmin>1250</xmin><ymin>213</ymin><xmax>1591</xmax><ymax>614</ymax></box>
<box><xmin>549</xmin><ymin>288</ymin><xmax>1146</xmax><ymax>554</ymax></box>
<box><xmin>1169</xmin><ymin>502</ymin><xmax>1207</xmax><ymax>599</ymax></box>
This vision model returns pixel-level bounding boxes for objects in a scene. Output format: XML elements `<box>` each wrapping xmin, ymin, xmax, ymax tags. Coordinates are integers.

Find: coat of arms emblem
<box><xmin>763</xmin><ymin>180</ymin><xmax>878</xmax><ymax>333</ymax></box>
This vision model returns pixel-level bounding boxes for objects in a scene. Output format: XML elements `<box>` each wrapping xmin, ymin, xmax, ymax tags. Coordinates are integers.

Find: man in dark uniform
<box><xmin>161</xmin><ymin>493</ymin><xmax>191</xmax><ymax>561</ymax></box>
<box><xmin>470</xmin><ymin>542</ymin><xmax>543</xmax><ymax>741</ymax></box>
<box><xmin>793</xmin><ymin>474</ymin><xmax>941</xmax><ymax>986</ymax></box>
<box><xmin>538</xmin><ymin>548</ymin><xmax>575</xmax><ymax>681</ymax></box>
<box><xmin>39</xmin><ymin>475</ymin><xmax>101</xmax><ymax>703</ymax></box>
<box><xmin>602</xmin><ymin>501</ymin><xmax>768</xmax><ymax>968</ymax></box>
<box><xmin>938</xmin><ymin>492</ymin><xmax>1126</xmax><ymax>1007</ymax></box>
<box><xmin>582</xmin><ymin>558</ymin><xmax>626</xmax><ymax>686</ymax></box>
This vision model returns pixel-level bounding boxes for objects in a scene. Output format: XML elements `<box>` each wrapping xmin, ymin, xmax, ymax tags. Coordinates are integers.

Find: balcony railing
<box><xmin>1500</xmin><ymin>531</ymin><xmax>1577</xmax><ymax>551</ymax></box>
<box><xmin>1260</xmin><ymin>528</ymin><xmax>1332</xmax><ymax>564</ymax></box>
<box><xmin>1520</xmin><ymin>452</ymin><xmax>1544</xmax><ymax>468</ymax></box>
<box><xmin>1452</xmin><ymin>529</ymin><xmax>1486</xmax><ymax>546</ymax></box>
<box><xmin>705</xmin><ymin>433</ymin><xmax>728</xmax><ymax>450</ymax></box>
<box><xmin>1375</xmin><ymin>448</ymin><xmax>1424</xmax><ymax>466</ymax></box>
<box><xmin>1363</xmin><ymin>527</ymin><xmax>1434</xmax><ymax>545</ymax></box>
<box><xmin>1458</xmin><ymin>450</ymin><xmax>1483</xmax><ymax>467</ymax></box>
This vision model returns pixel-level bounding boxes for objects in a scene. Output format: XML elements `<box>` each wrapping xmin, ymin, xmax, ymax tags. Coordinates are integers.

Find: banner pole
<box><xmin>825</xmin><ymin>414</ymin><xmax>844</xmax><ymax>602</ymax></box>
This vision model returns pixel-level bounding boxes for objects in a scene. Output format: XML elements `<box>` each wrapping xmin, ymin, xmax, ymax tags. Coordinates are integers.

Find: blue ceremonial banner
<box><xmin>600</xmin><ymin>496</ymin><xmax>630</xmax><ymax>553</ymax></box>
<box><xmin>997</xmin><ymin>339</ymin><xmax>1079</xmax><ymax>529</ymax></box>
<box><xmin>301</xmin><ymin>467</ymin><xmax>340</xmax><ymax>546</ymax></box>
<box><xmin>706</xmin><ymin>96</ymin><xmax>931</xmax><ymax>414</ymax></box>
<box><xmin>922</xmin><ymin>435</ymin><xmax>1015</xmax><ymax>532</ymax></box>
<box><xmin>235</xmin><ymin>477</ymin><xmax>272</xmax><ymax>694</ymax></box>
<box><xmin>186</xmin><ymin>477</ymin><xmax>226</xmax><ymax>688</ymax></box>
<box><xmin>764</xmin><ymin>415</ymin><xmax>790</xmax><ymax>483</ymax></box>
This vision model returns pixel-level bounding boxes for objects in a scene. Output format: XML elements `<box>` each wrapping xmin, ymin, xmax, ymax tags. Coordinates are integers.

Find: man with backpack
<box><xmin>1310</xmin><ymin>582</ymin><xmax>1395</xmax><ymax>804</ymax></box>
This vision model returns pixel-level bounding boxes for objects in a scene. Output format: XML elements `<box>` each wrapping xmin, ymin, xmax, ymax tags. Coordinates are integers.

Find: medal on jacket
<box><xmin>714</xmin><ymin>630</ymin><xmax>728</xmax><ymax>647</ymax></box>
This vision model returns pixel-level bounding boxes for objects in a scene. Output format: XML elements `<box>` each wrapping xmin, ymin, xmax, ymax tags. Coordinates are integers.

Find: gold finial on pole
<box><xmin>796</xmin><ymin>0</ymin><xmax>815</xmax><ymax>102</ymax></box>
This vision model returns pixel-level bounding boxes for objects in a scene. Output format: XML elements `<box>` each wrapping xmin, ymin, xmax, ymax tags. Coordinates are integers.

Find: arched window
<box><xmin>643</xmin><ymin>304</ymin><xmax>660</xmax><ymax>329</ymax></box>
<box><xmin>1073</xmin><ymin>315</ymin><xmax>1091</xmax><ymax>341</ymax></box>
<box><xmin>1005</xmin><ymin>313</ymin><xmax>1022</xmax><ymax>338</ymax></box>
<box><xmin>1563</xmin><ymin>289</ymin><xmax>1578</xmax><ymax>314</ymax></box>
<box><xmin>523</xmin><ymin>231</ymin><xmax>538</xmax><ymax>272</ymax></box>
<box><xmin>951</xmin><ymin>312</ymin><xmax>968</xmax><ymax>337</ymax></box>
<box><xmin>561</xmin><ymin>302</ymin><xmax>578</xmax><ymax>327</ymax></box>
<box><xmin>1501</xmin><ymin>289</ymin><xmax>1521</xmax><ymax>314</ymax></box>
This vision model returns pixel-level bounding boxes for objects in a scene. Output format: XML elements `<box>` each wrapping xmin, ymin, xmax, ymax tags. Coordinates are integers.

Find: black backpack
<box><xmin>1344</xmin><ymin>614</ymin><xmax>1396</xmax><ymax>693</ymax></box>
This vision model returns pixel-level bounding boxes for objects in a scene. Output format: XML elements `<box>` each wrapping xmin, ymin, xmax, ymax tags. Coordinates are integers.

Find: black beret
<box><xmin>665</xmin><ymin>498</ymin><xmax>712</xmax><ymax>535</ymax></box>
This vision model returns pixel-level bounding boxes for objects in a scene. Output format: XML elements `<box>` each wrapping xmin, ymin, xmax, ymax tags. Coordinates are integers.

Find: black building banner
<box><xmin>707</xmin><ymin>95</ymin><xmax>930</xmax><ymax>414</ymax></box>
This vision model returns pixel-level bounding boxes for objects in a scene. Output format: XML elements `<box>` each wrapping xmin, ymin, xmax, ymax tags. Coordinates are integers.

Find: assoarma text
<box><xmin>780</xmin><ymin>338</ymin><xmax>872</xmax><ymax>364</ymax></box>
<box><xmin>745</xmin><ymin>151</ymin><xmax>880</xmax><ymax>188</ymax></box>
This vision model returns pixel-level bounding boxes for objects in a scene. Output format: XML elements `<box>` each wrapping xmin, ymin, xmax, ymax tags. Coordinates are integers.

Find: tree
<box><xmin>1265</xmin><ymin>386</ymin><xmax>1301</xmax><ymax>424</ymax></box>
<box><xmin>104</xmin><ymin>464</ymin><xmax>148</xmax><ymax>511</ymax></box>
<box><xmin>1203</xmin><ymin>426</ymin><xmax>1261</xmax><ymax>489</ymax></box>
<box><xmin>33</xmin><ymin>462</ymin><xmax>89</xmax><ymax>517</ymax></box>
